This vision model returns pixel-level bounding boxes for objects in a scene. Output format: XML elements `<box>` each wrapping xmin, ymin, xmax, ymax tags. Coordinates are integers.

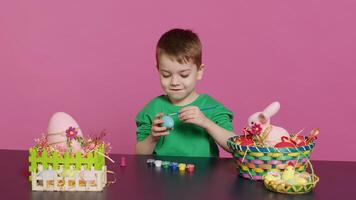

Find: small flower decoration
<box><xmin>250</xmin><ymin>123</ymin><xmax>263</xmax><ymax>135</ymax></box>
<box><xmin>34</xmin><ymin>129</ymin><xmax>111</xmax><ymax>157</ymax></box>
<box><xmin>66</xmin><ymin>127</ymin><xmax>78</xmax><ymax>140</ymax></box>
<box><xmin>54</xmin><ymin>144</ymin><xmax>67</xmax><ymax>155</ymax></box>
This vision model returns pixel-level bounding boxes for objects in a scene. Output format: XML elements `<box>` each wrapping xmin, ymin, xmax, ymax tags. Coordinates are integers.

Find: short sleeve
<box><xmin>135</xmin><ymin>112</ymin><xmax>153</xmax><ymax>142</ymax></box>
<box><xmin>210</xmin><ymin>105</ymin><xmax>234</xmax><ymax>131</ymax></box>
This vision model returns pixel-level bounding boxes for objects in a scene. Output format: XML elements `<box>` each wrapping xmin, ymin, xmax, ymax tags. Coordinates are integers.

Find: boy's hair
<box><xmin>156</xmin><ymin>28</ymin><xmax>202</xmax><ymax>69</ymax></box>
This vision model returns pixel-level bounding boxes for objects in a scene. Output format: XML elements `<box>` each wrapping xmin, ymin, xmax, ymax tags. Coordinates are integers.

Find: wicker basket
<box><xmin>262</xmin><ymin>158</ymin><xmax>319</xmax><ymax>194</ymax></box>
<box><xmin>263</xmin><ymin>174</ymin><xmax>319</xmax><ymax>194</ymax></box>
<box><xmin>227</xmin><ymin>135</ymin><xmax>315</xmax><ymax>181</ymax></box>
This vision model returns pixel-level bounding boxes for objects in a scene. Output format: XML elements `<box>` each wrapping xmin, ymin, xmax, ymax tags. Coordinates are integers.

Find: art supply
<box><xmin>168</xmin><ymin>105</ymin><xmax>218</xmax><ymax>116</ymax></box>
<box><xmin>178</xmin><ymin>163</ymin><xmax>186</xmax><ymax>171</ymax></box>
<box><xmin>146</xmin><ymin>159</ymin><xmax>155</xmax><ymax>167</ymax></box>
<box><xmin>187</xmin><ymin>164</ymin><xmax>195</xmax><ymax>173</ymax></box>
<box><xmin>171</xmin><ymin>162</ymin><xmax>178</xmax><ymax>171</ymax></box>
<box><xmin>162</xmin><ymin>161</ymin><xmax>171</xmax><ymax>169</ymax></box>
<box><xmin>146</xmin><ymin>159</ymin><xmax>195</xmax><ymax>174</ymax></box>
<box><xmin>154</xmin><ymin>160</ymin><xmax>162</xmax><ymax>167</ymax></box>
<box><xmin>119</xmin><ymin>157</ymin><xmax>126</xmax><ymax>167</ymax></box>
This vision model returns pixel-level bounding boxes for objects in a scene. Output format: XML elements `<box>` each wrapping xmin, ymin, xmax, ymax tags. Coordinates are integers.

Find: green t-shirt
<box><xmin>135</xmin><ymin>94</ymin><xmax>234</xmax><ymax>157</ymax></box>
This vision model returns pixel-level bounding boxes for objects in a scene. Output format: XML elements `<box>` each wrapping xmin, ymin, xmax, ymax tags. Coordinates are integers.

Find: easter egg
<box><xmin>37</xmin><ymin>170</ymin><xmax>57</xmax><ymax>179</ymax></box>
<box><xmin>162</xmin><ymin>115</ymin><xmax>174</xmax><ymax>129</ymax></box>
<box><xmin>61</xmin><ymin>169</ymin><xmax>77</xmax><ymax>178</ymax></box>
<box><xmin>294</xmin><ymin>177</ymin><xmax>308</xmax><ymax>185</ymax></box>
<box><xmin>264</xmin><ymin>171</ymin><xmax>281</xmax><ymax>181</ymax></box>
<box><xmin>287</xmin><ymin>179</ymin><xmax>296</xmax><ymax>185</ymax></box>
<box><xmin>79</xmin><ymin>170</ymin><xmax>96</xmax><ymax>181</ymax></box>
<box><xmin>47</xmin><ymin>112</ymin><xmax>83</xmax><ymax>153</ymax></box>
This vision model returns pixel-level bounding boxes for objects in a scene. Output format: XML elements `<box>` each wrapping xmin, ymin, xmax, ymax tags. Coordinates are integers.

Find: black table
<box><xmin>0</xmin><ymin>149</ymin><xmax>354</xmax><ymax>200</ymax></box>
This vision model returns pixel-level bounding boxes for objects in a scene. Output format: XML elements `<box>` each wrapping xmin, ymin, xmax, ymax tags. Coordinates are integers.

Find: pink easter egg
<box><xmin>47</xmin><ymin>112</ymin><xmax>83</xmax><ymax>153</ymax></box>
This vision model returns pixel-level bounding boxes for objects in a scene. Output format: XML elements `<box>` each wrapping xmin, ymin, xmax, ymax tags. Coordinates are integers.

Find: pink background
<box><xmin>1</xmin><ymin>0</ymin><xmax>355</xmax><ymax>161</ymax></box>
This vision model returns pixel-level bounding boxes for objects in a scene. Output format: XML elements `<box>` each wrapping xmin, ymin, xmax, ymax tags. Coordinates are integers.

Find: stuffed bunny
<box><xmin>247</xmin><ymin>102</ymin><xmax>290</xmax><ymax>147</ymax></box>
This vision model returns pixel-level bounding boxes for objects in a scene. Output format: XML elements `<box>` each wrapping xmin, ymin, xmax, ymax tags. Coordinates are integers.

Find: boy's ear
<box><xmin>197</xmin><ymin>64</ymin><xmax>205</xmax><ymax>80</ymax></box>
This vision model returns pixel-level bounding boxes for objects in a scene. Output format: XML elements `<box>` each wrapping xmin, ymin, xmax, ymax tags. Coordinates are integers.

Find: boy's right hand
<box><xmin>151</xmin><ymin>113</ymin><xmax>170</xmax><ymax>140</ymax></box>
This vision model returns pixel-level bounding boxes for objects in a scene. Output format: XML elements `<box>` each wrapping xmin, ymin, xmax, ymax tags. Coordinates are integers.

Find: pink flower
<box><xmin>66</xmin><ymin>127</ymin><xmax>78</xmax><ymax>140</ymax></box>
<box><xmin>87</xmin><ymin>143</ymin><xmax>96</xmax><ymax>151</ymax></box>
<box><xmin>55</xmin><ymin>144</ymin><xmax>67</xmax><ymax>155</ymax></box>
<box><xmin>250</xmin><ymin>123</ymin><xmax>263</xmax><ymax>135</ymax></box>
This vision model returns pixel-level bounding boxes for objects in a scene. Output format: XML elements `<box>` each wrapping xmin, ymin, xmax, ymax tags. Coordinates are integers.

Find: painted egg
<box><xmin>47</xmin><ymin>112</ymin><xmax>83</xmax><ymax>153</ymax></box>
<box><xmin>162</xmin><ymin>115</ymin><xmax>174</xmax><ymax>129</ymax></box>
<box><xmin>37</xmin><ymin>170</ymin><xmax>57</xmax><ymax>179</ymax></box>
<box><xmin>61</xmin><ymin>169</ymin><xmax>77</xmax><ymax>178</ymax></box>
<box><xmin>264</xmin><ymin>171</ymin><xmax>281</xmax><ymax>181</ymax></box>
<box><xmin>294</xmin><ymin>177</ymin><xmax>308</xmax><ymax>185</ymax></box>
<box><xmin>79</xmin><ymin>170</ymin><xmax>96</xmax><ymax>181</ymax></box>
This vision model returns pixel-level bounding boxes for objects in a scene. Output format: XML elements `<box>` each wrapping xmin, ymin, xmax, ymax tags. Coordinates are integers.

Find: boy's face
<box><xmin>157</xmin><ymin>53</ymin><xmax>204</xmax><ymax>105</ymax></box>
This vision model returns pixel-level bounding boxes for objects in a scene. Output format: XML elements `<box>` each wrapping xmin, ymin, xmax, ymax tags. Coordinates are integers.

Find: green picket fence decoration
<box><xmin>28</xmin><ymin>145</ymin><xmax>106</xmax><ymax>181</ymax></box>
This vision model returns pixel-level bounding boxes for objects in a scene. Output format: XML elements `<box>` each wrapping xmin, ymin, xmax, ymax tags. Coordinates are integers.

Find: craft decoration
<box><xmin>227</xmin><ymin>101</ymin><xmax>320</xmax><ymax>184</ymax></box>
<box><xmin>29</xmin><ymin>112</ymin><xmax>114</xmax><ymax>191</ymax></box>
<box><xmin>263</xmin><ymin>161</ymin><xmax>319</xmax><ymax>194</ymax></box>
<box><xmin>47</xmin><ymin>112</ymin><xmax>84</xmax><ymax>154</ymax></box>
<box><xmin>246</xmin><ymin>102</ymin><xmax>290</xmax><ymax>147</ymax></box>
<box><xmin>274</xmin><ymin>136</ymin><xmax>296</xmax><ymax>148</ymax></box>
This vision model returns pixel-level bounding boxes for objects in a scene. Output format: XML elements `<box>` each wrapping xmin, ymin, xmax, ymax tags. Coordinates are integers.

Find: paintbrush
<box><xmin>168</xmin><ymin>105</ymin><xmax>218</xmax><ymax>116</ymax></box>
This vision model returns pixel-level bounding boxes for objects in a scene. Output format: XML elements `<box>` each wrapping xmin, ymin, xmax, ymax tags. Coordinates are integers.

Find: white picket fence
<box><xmin>31</xmin><ymin>164</ymin><xmax>107</xmax><ymax>191</ymax></box>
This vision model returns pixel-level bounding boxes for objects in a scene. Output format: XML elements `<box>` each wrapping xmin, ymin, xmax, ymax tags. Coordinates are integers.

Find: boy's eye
<box><xmin>180</xmin><ymin>73</ymin><xmax>190</xmax><ymax>78</ymax></box>
<box><xmin>161</xmin><ymin>73</ymin><xmax>171</xmax><ymax>78</ymax></box>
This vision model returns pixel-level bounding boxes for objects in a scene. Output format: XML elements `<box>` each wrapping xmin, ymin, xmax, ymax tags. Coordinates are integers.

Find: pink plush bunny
<box><xmin>247</xmin><ymin>102</ymin><xmax>290</xmax><ymax>147</ymax></box>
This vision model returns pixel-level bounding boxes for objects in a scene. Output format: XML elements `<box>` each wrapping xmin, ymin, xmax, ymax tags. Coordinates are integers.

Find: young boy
<box><xmin>135</xmin><ymin>28</ymin><xmax>235</xmax><ymax>157</ymax></box>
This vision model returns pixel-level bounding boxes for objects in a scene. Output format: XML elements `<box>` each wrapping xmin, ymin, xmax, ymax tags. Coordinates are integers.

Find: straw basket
<box><xmin>263</xmin><ymin>159</ymin><xmax>319</xmax><ymax>194</ymax></box>
<box><xmin>263</xmin><ymin>174</ymin><xmax>319</xmax><ymax>194</ymax></box>
<box><xmin>227</xmin><ymin>135</ymin><xmax>315</xmax><ymax>181</ymax></box>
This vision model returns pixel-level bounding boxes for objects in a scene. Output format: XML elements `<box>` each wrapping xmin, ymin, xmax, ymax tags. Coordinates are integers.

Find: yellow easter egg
<box><xmin>295</xmin><ymin>177</ymin><xmax>307</xmax><ymax>185</ymax></box>
<box><xmin>61</xmin><ymin>169</ymin><xmax>76</xmax><ymax>178</ymax></box>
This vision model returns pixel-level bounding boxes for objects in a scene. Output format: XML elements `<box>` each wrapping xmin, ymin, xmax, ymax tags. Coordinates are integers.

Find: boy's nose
<box><xmin>170</xmin><ymin>76</ymin><xmax>179</xmax><ymax>85</ymax></box>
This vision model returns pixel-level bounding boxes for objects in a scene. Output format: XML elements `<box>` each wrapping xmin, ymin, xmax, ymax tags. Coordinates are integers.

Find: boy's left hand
<box><xmin>178</xmin><ymin>106</ymin><xmax>210</xmax><ymax>128</ymax></box>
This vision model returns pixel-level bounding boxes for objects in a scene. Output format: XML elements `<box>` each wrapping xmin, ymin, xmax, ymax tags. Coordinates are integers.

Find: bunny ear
<box><xmin>258</xmin><ymin>113</ymin><xmax>268</xmax><ymax>125</ymax></box>
<box><xmin>262</xmin><ymin>102</ymin><xmax>280</xmax><ymax>118</ymax></box>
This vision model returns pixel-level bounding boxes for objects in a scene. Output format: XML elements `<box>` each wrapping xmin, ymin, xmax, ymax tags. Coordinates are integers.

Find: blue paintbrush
<box><xmin>168</xmin><ymin>105</ymin><xmax>218</xmax><ymax>116</ymax></box>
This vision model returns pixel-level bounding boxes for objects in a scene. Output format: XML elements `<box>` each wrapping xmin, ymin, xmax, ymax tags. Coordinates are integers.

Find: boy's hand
<box><xmin>151</xmin><ymin>113</ymin><xmax>170</xmax><ymax>140</ymax></box>
<box><xmin>179</xmin><ymin>106</ymin><xmax>211</xmax><ymax>128</ymax></box>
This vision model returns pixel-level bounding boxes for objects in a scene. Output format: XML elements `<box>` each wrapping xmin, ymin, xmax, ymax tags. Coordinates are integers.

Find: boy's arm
<box><xmin>203</xmin><ymin>119</ymin><xmax>236</xmax><ymax>152</ymax></box>
<box><xmin>179</xmin><ymin>106</ymin><xmax>236</xmax><ymax>152</ymax></box>
<box><xmin>136</xmin><ymin>113</ymin><xmax>169</xmax><ymax>155</ymax></box>
<box><xmin>136</xmin><ymin>134</ymin><xmax>158</xmax><ymax>155</ymax></box>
